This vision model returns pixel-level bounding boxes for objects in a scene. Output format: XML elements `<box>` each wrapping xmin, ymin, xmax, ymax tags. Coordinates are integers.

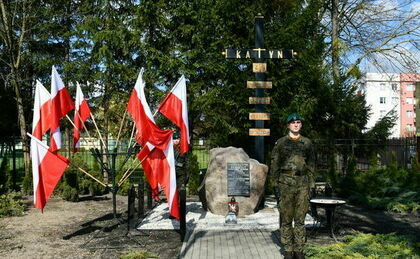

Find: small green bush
<box><xmin>334</xmin><ymin>154</ymin><xmax>419</xmax><ymax>213</ymax></box>
<box><xmin>21</xmin><ymin>172</ymin><xmax>32</xmax><ymax>195</ymax></box>
<box><xmin>119</xmin><ymin>250</ymin><xmax>157</xmax><ymax>259</ymax></box>
<box><xmin>117</xmin><ymin>180</ymin><xmax>130</xmax><ymax>196</ymax></box>
<box><xmin>57</xmin><ymin>153</ymin><xmax>107</xmax><ymax>200</ymax></box>
<box><xmin>0</xmin><ymin>157</ymin><xmax>13</xmax><ymax>193</ymax></box>
<box><xmin>0</xmin><ymin>191</ymin><xmax>25</xmax><ymax>218</ymax></box>
<box><xmin>79</xmin><ymin>167</ymin><xmax>107</xmax><ymax>196</ymax></box>
<box><xmin>59</xmin><ymin>184</ymin><xmax>79</xmax><ymax>202</ymax></box>
<box><xmin>187</xmin><ymin>153</ymin><xmax>200</xmax><ymax>195</ymax></box>
<box><xmin>306</xmin><ymin>232</ymin><xmax>419</xmax><ymax>258</ymax></box>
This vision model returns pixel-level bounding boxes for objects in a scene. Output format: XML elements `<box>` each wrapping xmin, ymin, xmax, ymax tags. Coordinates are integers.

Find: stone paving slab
<box><xmin>137</xmin><ymin>201</ymin><xmax>316</xmax><ymax>231</ymax></box>
<box><xmin>179</xmin><ymin>229</ymin><xmax>283</xmax><ymax>259</ymax></box>
<box><xmin>137</xmin><ymin>201</ymin><xmax>317</xmax><ymax>259</ymax></box>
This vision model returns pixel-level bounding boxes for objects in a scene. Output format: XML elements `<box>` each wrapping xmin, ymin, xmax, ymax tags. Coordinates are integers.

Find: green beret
<box><xmin>286</xmin><ymin>113</ymin><xmax>302</xmax><ymax>123</ymax></box>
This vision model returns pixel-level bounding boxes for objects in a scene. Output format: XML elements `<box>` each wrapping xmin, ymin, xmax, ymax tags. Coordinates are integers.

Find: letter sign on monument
<box><xmin>227</xmin><ymin>163</ymin><xmax>250</xmax><ymax>197</ymax></box>
<box><xmin>223</xmin><ymin>14</ymin><xmax>297</xmax><ymax>163</ymax></box>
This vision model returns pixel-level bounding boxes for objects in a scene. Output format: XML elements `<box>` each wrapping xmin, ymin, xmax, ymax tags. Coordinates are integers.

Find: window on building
<box><xmin>406</xmin><ymin>97</ymin><xmax>413</xmax><ymax>104</ymax></box>
<box><xmin>406</xmin><ymin>84</ymin><xmax>415</xmax><ymax>91</ymax></box>
<box><xmin>379</xmin><ymin>110</ymin><xmax>386</xmax><ymax>117</ymax></box>
<box><xmin>391</xmin><ymin>83</ymin><xmax>398</xmax><ymax>91</ymax></box>
<box><xmin>392</xmin><ymin>97</ymin><xmax>399</xmax><ymax>104</ymax></box>
<box><xmin>407</xmin><ymin>110</ymin><xmax>413</xmax><ymax>118</ymax></box>
<box><xmin>380</xmin><ymin>83</ymin><xmax>386</xmax><ymax>91</ymax></box>
<box><xmin>406</xmin><ymin>124</ymin><xmax>414</xmax><ymax>132</ymax></box>
<box><xmin>380</xmin><ymin>97</ymin><xmax>386</xmax><ymax>104</ymax></box>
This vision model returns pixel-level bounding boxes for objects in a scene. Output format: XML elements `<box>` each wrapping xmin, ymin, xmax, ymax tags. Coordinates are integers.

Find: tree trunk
<box><xmin>331</xmin><ymin>0</ymin><xmax>339</xmax><ymax>85</ymax></box>
<box><xmin>11</xmin><ymin>72</ymin><xmax>30</xmax><ymax>177</ymax></box>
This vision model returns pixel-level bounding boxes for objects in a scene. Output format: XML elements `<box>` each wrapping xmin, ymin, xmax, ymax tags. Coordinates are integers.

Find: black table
<box><xmin>310</xmin><ymin>198</ymin><xmax>346</xmax><ymax>240</ymax></box>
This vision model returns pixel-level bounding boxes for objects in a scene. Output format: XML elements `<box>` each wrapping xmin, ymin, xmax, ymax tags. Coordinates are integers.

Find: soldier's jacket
<box><xmin>270</xmin><ymin>135</ymin><xmax>315</xmax><ymax>188</ymax></box>
<box><xmin>175</xmin><ymin>148</ymin><xmax>188</xmax><ymax>187</ymax></box>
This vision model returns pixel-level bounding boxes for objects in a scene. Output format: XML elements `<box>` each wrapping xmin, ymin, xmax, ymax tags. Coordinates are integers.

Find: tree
<box><xmin>71</xmin><ymin>0</ymin><xmax>139</xmax><ymax>139</ymax></box>
<box><xmin>0</xmin><ymin>0</ymin><xmax>34</xmax><ymax>178</ymax></box>
<box><xmin>325</xmin><ymin>0</ymin><xmax>419</xmax><ymax>84</ymax></box>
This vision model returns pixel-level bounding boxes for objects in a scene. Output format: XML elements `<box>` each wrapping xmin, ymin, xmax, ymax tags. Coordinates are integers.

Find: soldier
<box><xmin>270</xmin><ymin>113</ymin><xmax>315</xmax><ymax>259</ymax></box>
<box><xmin>173</xmin><ymin>131</ymin><xmax>188</xmax><ymax>188</ymax></box>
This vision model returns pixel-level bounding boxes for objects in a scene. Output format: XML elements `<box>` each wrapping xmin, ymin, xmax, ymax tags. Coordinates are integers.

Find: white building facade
<box><xmin>358</xmin><ymin>73</ymin><xmax>401</xmax><ymax>138</ymax></box>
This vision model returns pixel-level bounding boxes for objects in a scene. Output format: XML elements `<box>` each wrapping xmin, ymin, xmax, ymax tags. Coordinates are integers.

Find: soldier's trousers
<box><xmin>278</xmin><ymin>182</ymin><xmax>309</xmax><ymax>252</ymax></box>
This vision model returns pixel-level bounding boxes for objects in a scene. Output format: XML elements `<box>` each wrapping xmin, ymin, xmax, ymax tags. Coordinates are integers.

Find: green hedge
<box><xmin>306</xmin><ymin>232</ymin><xmax>419</xmax><ymax>258</ymax></box>
<box><xmin>331</xmin><ymin>155</ymin><xmax>420</xmax><ymax>213</ymax></box>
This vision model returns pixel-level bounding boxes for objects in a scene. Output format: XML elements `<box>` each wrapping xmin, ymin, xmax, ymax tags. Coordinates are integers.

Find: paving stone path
<box><xmin>179</xmin><ymin>229</ymin><xmax>283</xmax><ymax>259</ymax></box>
<box><xmin>137</xmin><ymin>202</ymin><xmax>318</xmax><ymax>259</ymax></box>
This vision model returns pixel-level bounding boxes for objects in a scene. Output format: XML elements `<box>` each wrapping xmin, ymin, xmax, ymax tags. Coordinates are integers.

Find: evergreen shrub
<box><xmin>0</xmin><ymin>191</ymin><xmax>25</xmax><ymax>218</ymax></box>
<box><xmin>0</xmin><ymin>157</ymin><xmax>12</xmax><ymax>193</ymax></box>
<box><xmin>187</xmin><ymin>153</ymin><xmax>200</xmax><ymax>195</ymax></box>
<box><xmin>57</xmin><ymin>153</ymin><xmax>107</xmax><ymax>201</ymax></box>
<box><xmin>306</xmin><ymin>232</ymin><xmax>419</xmax><ymax>258</ymax></box>
<box><xmin>333</xmin><ymin>154</ymin><xmax>420</xmax><ymax>213</ymax></box>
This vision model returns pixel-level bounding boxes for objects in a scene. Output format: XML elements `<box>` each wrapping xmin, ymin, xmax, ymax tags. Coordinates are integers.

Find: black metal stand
<box><xmin>309</xmin><ymin>198</ymin><xmax>346</xmax><ymax>241</ymax></box>
<box><xmin>77</xmin><ymin>148</ymin><xmax>147</xmax><ymax>249</ymax></box>
<box><xmin>90</xmin><ymin>148</ymin><xmax>135</xmax><ymax>219</ymax></box>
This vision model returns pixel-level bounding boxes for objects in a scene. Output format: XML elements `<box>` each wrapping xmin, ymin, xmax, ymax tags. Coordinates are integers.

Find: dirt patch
<box><xmin>1</xmin><ymin>195</ymin><xmax>418</xmax><ymax>258</ymax></box>
<box><xmin>0</xmin><ymin>194</ymin><xmax>182</xmax><ymax>259</ymax></box>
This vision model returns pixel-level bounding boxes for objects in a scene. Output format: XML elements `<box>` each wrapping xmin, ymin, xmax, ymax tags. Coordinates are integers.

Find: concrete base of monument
<box><xmin>137</xmin><ymin>201</ymin><xmax>317</xmax><ymax>231</ymax></box>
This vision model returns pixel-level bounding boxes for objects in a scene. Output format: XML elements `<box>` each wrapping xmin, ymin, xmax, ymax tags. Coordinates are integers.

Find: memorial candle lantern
<box><xmin>228</xmin><ymin>196</ymin><xmax>239</xmax><ymax>216</ymax></box>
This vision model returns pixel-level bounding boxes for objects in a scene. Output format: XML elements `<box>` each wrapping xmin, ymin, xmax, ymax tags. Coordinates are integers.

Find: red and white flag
<box><xmin>50</xmin><ymin>66</ymin><xmax>75</xmax><ymax>152</ymax></box>
<box><xmin>32</xmin><ymin>80</ymin><xmax>51</xmax><ymax>140</ymax></box>
<box><xmin>137</xmin><ymin>137</ymin><xmax>180</xmax><ymax>220</ymax></box>
<box><xmin>126</xmin><ymin>68</ymin><xmax>172</xmax><ymax>149</ymax></box>
<box><xmin>73</xmin><ymin>83</ymin><xmax>91</xmax><ymax>153</ymax></box>
<box><xmin>127</xmin><ymin>68</ymin><xmax>179</xmax><ymax>219</ymax></box>
<box><xmin>137</xmin><ymin>142</ymin><xmax>159</xmax><ymax>199</ymax></box>
<box><xmin>158</xmin><ymin>75</ymin><xmax>190</xmax><ymax>154</ymax></box>
<box><xmin>28</xmin><ymin>133</ymin><xmax>69</xmax><ymax>210</ymax></box>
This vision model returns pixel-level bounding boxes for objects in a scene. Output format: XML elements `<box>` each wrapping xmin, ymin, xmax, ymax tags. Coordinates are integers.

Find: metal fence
<box><xmin>0</xmin><ymin>137</ymin><xmax>417</xmax><ymax>186</ymax></box>
<box><xmin>314</xmin><ymin>137</ymin><xmax>417</xmax><ymax>173</ymax></box>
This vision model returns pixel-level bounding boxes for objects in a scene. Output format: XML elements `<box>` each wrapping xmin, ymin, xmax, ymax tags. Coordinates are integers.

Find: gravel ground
<box><xmin>0</xmin><ymin>194</ymin><xmax>418</xmax><ymax>258</ymax></box>
<box><xmin>0</xmin><ymin>194</ymin><xmax>182</xmax><ymax>259</ymax></box>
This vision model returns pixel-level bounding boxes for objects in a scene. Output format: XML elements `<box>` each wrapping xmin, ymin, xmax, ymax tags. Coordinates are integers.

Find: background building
<box><xmin>358</xmin><ymin>73</ymin><xmax>420</xmax><ymax>138</ymax></box>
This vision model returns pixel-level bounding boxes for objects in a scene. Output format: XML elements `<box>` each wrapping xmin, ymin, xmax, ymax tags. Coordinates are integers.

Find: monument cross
<box><xmin>222</xmin><ymin>14</ymin><xmax>297</xmax><ymax>163</ymax></box>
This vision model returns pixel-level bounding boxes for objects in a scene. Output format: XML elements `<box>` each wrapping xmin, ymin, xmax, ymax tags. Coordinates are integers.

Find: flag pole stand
<box><xmin>90</xmin><ymin>147</ymin><xmax>136</xmax><ymax>219</ymax></box>
<box><xmin>76</xmin><ymin>147</ymin><xmax>149</xmax><ymax>250</ymax></box>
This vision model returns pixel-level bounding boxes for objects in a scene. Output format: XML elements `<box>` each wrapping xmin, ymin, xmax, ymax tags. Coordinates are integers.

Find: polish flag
<box><xmin>73</xmin><ymin>83</ymin><xmax>91</xmax><ymax>153</ymax></box>
<box><xmin>137</xmin><ymin>137</ymin><xmax>179</xmax><ymax>220</ymax></box>
<box><xmin>127</xmin><ymin>68</ymin><xmax>178</xmax><ymax>219</ymax></box>
<box><xmin>50</xmin><ymin>66</ymin><xmax>75</xmax><ymax>152</ymax></box>
<box><xmin>158</xmin><ymin>75</ymin><xmax>190</xmax><ymax>154</ymax></box>
<box><xmin>126</xmin><ymin>68</ymin><xmax>172</xmax><ymax>149</ymax></box>
<box><xmin>28</xmin><ymin>133</ymin><xmax>69</xmax><ymax>210</ymax></box>
<box><xmin>32</xmin><ymin>81</ymin><xmax>51</xmax><ymax>140</ymax></box>
<box><xmin>137</xmin><ymin>142</ymin><xmax>159</xmax><ymax>199</ymax></box>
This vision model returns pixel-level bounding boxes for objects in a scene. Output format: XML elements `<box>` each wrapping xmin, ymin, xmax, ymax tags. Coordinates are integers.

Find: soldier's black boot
<box><xmin>284</xmin><ymin>251</ymin><xmax>294</xmax><ymax>259</ymax></box>
<box><xmin>294</xmin><ymin>251</ymin><xmax>305</xmax><ymax>259</ymax></box>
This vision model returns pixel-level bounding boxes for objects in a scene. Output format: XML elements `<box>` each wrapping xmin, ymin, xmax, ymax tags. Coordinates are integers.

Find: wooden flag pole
<box><xmin>89</xmin><ymin>113</ymin><xmax>109</xmax><ymax>153</ymax></box>
<box><xmin>27</xmin><ymin>132</ymin><xmax>106</xmax><ymax>187</ymax></box>
<box><xmin>115</xmin><ymin>109</ymin><xmax>127</xmax><ymax>152</ymax></box>
<box><xmin>118</xmin><ymin>161</ymin><xmax>142</xmax><ymax>186</ymax></box>
<box><xmin>127</xmin><ymin>122</ymin><xmax>136</xmax><ymax>152</ymax></box>
<box><xmin>70</xmin><ymin>162</ymin><xmax>107</xmax><ymax>187</ymax></box>
<box><xmin>65</xmin><ymin>115</ymin><xmax>99</xmax><ymax>151</ymax></box>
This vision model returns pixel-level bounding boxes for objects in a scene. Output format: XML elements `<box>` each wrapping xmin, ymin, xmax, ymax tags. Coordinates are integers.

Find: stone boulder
<box><xmin>198</xmin><ymin>147</ymin><xmax>268</xmax><ymax>216</ymax></box>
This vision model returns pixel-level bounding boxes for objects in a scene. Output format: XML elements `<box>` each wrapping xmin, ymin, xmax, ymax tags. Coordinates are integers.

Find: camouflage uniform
<box><xmin>271</xmin><ymin>135</ymin><xmax>315</xmax><ymax>252</ymax></box>
<box><xmin>175</xmin><ymin>146</ymin><xmax>188</xmax><ymax>188</ymax></box>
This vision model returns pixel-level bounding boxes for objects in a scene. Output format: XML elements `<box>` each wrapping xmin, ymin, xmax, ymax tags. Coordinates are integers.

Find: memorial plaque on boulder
<box><xmin>227</xmin><ymin>163</ymin><xmax>250</xmax><ymax>197</ymax></box>
<box><xmin>198</xmin><ymin>147</ymin><xmax>268</xmax><ymax>216</ymax></box>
